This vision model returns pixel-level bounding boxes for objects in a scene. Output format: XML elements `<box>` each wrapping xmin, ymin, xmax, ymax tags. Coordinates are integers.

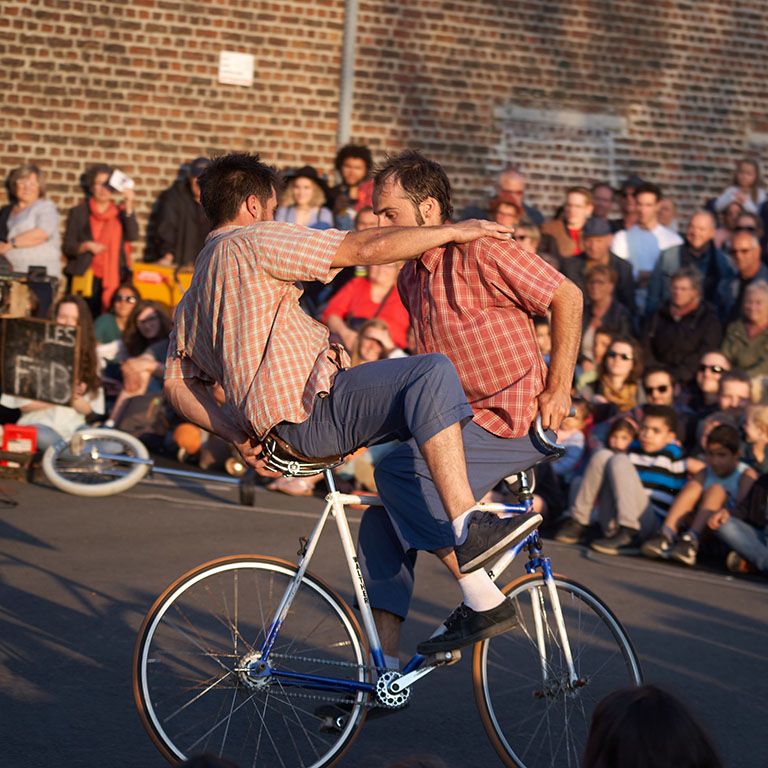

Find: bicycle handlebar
<box><xmin>533</xmin><ymin>410</ymin><xmax>574</xmax><ymax>454</ymax></box>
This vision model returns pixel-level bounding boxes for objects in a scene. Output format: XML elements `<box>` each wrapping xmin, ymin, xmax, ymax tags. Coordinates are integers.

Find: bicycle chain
<box><xmin>244</xmin><ymin>652</ymin><xmax>382</xmax><ymax>708</ymax></box>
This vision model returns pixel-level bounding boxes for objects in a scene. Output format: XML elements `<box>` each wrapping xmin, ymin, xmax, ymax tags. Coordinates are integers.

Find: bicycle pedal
<box><xmin>423</xmin><ymin>649</ymin><xmax>462</xmax><ymax>666</ymax></box>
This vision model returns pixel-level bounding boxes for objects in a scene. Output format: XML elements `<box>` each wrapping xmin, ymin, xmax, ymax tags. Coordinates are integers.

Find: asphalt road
<box><xmin>0</xmin><ymin>470</ymin><xmax>766</xmax><ymax>768</ymax></box>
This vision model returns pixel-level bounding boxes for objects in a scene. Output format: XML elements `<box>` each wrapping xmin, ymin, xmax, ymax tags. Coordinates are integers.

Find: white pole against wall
<box><xmin>337</xmin><ymin>0</ymin><xmax>359</xmax><ymax>149</ymax></box>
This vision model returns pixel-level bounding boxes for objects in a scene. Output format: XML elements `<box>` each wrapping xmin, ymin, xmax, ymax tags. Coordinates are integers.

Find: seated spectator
<box><xmin>555</xmin><ymin>405</ymin><xmax>686</xmax><ymax>554</ymax></box>
<box><xmin>643</xmin><ymin>267</ymin><xmax>723</xmax><ymax>386</ymax></box>
<box><xmin>590</xmin><ymin>182</ymin><xmax>614</xmax><ymax>220</ymax></box>
<box><xmin>354</xmin><ymin>205</ymin><xmax>378</xmax><ymax>231</ymax></box>
<box><xmin>658</xmin><ymin>196</ymin><xmax>679</xmax><ymax>232</ymax></box>
<box><xmin>714</xmin><ymin>158</ymin><xmax>766</xmax><ymax>216</ymax></box>
<box><xmin>583</xmin><ymin>684</ymin><xmax>724</xmax><ymax>768</ymax></box>
<box><xmin>552</xmin><ymin>399</ymin><xmax>589</xmax><ymax>486</ymax></box>
<box><xmin>276</xmin><ymin>165</ymin><xmax>334</xmax><ymax>229</ymax></box>
<box><xmin>321</xmin><ymin>262</ymin><xmax>409</xmax><ymax>352</ymax></box>
<box><xmin>561</xmin><ymin>216</ymin><xmax>636</xmax><ymax>314</ymax></box>
<box><xmin>685</xmin><ymin>350</ymin><xmax>731</xmax><ymax>416</ymax></box>
<box><xmin>107</xmin><ymin>300</ymin><xmax>172</xmax><ymax>424</ymax></box>
<box><xmin>575</xmin><ymin>325</ymin><xmax>613</xmax><ymax>391</ymax></box>
<box><xmin>744</xmin><ymin>404</ymin><xmax>768</xmax><ymax>475</ymax></box>
<box><xmin>150</xmin><ymin>156</ymin><xmax>211</xmax><ymax>267</ymax></box>
<box><xmin>0</xmin><ymin>295</ymin><xmax>103</xmax><ymax>450</ymax></box>
<box><xmin>488</xmin><ymin>193</ymin><xmax>521</xmax><ymax>229</ymax></box>
<box><xmin>515</xmin><ymin>218</ymin><xmax>560</xmax><ymax>268</ymax></box>
<box><xmin>708</xmin><ymin>471</ymin><xmax>768</xmax><ymax>575</ymax></box>
<box><xmin>714</xmin><ymin>199</ymin><xmax>745</xmax><ymax>252</ymax></box>
<box><xmin>463</xmin><ymin>166</ymin><xmax>545</xmax><ymax>227</ymax></box>
<box><xmin>647</xmin><ymin>210</ymin><xmax>733</xmax><ymax>312</ymax></box>
<box><xmin>717</xmin><ymin>229</ymin><xmax>768</xmax><ymax>322</ymax></box>
<box><xmin>579</xmin><ymin>335</ymin><xmax>643</xmax><ymax>420</ymax></box>
<box><xmin>329</xmin><ymin>144</ymin><xmax>374</xmax><ymax>230</ymax></box>
<box><xmin>641</xmin><ymin>424</ymin><xmax>756</xmax><ymax>565</ymax></box>
<box><xmin>609</xmin><ymin>175</ymin><xmax>642</xmax><ymax>233</ymax></box>
<box><xmin>612</xmin><ymin>182</ymin><xmax>684</xmax><ymax>314</ymax></box>
<box><xmin>721</xmin><ymin>279</ymin><xmax>768</xmax><ymax>376</ymax></box>
<box><xmin>580</xmin><ymin>265</ymin><xmax>633</xmax><ymax>363</ymax></box>
<box><xmin>605</xmin><ymin>416</ymin><xmax>638</xmax><ymax>453</ymax></box>
<box><xmin>533</xmin><ymin>316</ymin><xmax>551</xmax><ymax>365</ymax></box>
<box><xmin>540</xmin><ymin>186</ymin><xmax>594</xmax><ymax>259</ymax></box>
<box><xmin>63</xmin><ymin>163</ymin><xmax>139</xmax><ymax>316</ymax></box>
<box><xmin>0</xmin><ymin>163</ymin><xmax>61</xmax><ymax>316</ymax></box>
<box><xmin>717</xmin><ymin>368</ymin><xmax>753</xmax><ymax>412</ymax></box>
<box><xmin>94</xmin><ymin>282</ymin><xmax>140</xmax><ymax>376</ymax></box>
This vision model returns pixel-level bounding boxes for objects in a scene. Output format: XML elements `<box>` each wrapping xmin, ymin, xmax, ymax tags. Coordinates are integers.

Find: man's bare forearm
<box><xmin>164</xmin><ymin>379</ymin><xmax>244</xmax><ymax>443</ymax></box>
<box><xmin>547</xmin><ymin>279</ymin><xmax>583</xmax><ymax>392</ymax></box>
<box><xmin>331</xmin><ymin>219</ymin><xmax>512</xmax><ymax>267</ymax></box>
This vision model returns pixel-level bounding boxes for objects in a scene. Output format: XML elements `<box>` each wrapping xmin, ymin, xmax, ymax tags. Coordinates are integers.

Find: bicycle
<box><xmin>41</xmin><ymin>428</ymin><xmax>254</xmax><ymax>501</ymax></box>
<box><xmin>132</xmin><ymin>423</ymin><xmax>642</xmax><ymax>768</ymax></box>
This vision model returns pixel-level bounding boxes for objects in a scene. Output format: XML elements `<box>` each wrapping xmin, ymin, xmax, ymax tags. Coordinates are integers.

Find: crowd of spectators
<box><xmin>1</xmin><ymin>146</ymin><xmax>767</xmax><ymax>577</ymax></box>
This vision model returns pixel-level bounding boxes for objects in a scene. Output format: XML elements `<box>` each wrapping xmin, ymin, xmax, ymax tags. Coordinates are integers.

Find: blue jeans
<box><xmin>715</xmin><ymin>517</ymin><xmax>768</xmax><ymax>573</ymax></box>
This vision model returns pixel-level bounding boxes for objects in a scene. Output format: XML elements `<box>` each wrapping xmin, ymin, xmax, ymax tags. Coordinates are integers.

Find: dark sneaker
<box><xmin>725</xmin><ymin>550</ymin><xmax>755</xmax><ymax>574</ymax></box>
<box><xmin>456</xmin><ymin>511</ymin><xmax>542</xmax><ymax>574</ymax></box>
<box><xmin>416</xmin><ymin>600</ymin><xmax>518</xmax><ymax>655</ymax></box>
<box><xmin>670</xmin><ymin>533</ymin><xmax>698</xmax><ymax>566</ymax></box>
<box><xmin>554</xmin><ymin>517</ymin><xmax>589</xmax><ymax>545</ymax></box>
<box><xmin>590</xmin><ymin>526</ymin><xmax>641</xmax><ymax>556</ymax></box>
<box><xmin>641</xmin><ymin>533</ymin><xmax>674</xmax><ymax>560</ymax></box>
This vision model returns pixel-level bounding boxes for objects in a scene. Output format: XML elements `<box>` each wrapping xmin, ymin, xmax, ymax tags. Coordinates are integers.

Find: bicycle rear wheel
<box><xmin>473</xmin><ymin>573</ymin><xmax>642</xmax><ymax>768</ymax></box>
<box><xmin>42</xmin><ymin>428</ymin><xmax>150</xmax><ymax>497</ymax></box>
<box><xmin>134</xmin><ymin>556</ymin><xmax>370</xmax><ymax>767</ymax></box>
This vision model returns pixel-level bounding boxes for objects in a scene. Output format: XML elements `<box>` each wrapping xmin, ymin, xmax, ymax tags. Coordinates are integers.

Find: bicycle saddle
<box><xmin>261</xmin><ymin>432</ymin><xmax>345</xmax><ymax>477</ymax></box>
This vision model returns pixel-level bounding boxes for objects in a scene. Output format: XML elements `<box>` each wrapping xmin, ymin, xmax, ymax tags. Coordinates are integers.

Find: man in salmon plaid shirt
<box><xmin>357</xmin><ymin>151</ymin><xmax>582</xmax><ymax>663</ymax></box>
<box><xmin>164</xmin><ymin>152</ymin><xmax>545</xmax><ymax>657</ymax></box>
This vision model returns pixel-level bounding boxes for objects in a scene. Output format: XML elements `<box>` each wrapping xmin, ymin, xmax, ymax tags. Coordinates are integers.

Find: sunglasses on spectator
<box><xmin>138</xmin><ymin>314</ymin><xmax>160</xmax><ymax>324</ymax></box>
<box><xmin>698</xmin><ymin>364</ymin><xmax>725</xmax><ymax>374</ymax></box>
<box><xmin>606</xmin><ymin>351</ymin><xmax>633</xmax><ymax>361</ymax></box>
<box><xmin>645</xmin><ymin>384</ymin><xmax>670</xmax><ymax>394</ymax></box>
<box><xmin>115</xmin><ymin>295</ymin><xmax>137</xmax><ymax>303</ymax></box>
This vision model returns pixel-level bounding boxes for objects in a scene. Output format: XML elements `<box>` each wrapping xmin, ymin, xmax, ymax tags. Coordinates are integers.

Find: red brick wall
<box><xmin>2</xmin><ymin>0</ymin><xmax>767</xmax><ymax>257</ymax></box>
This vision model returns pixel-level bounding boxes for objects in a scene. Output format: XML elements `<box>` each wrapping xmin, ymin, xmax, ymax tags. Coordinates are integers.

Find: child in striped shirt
<box><xmin>641</xmin><ymin>424</ymin><xmax>756</xmax><ymax>565</ymax></box>
<box><xmin>556</xmin><ymin>405</ymin><xmax>687</xmax><ymax>554</ymax></box>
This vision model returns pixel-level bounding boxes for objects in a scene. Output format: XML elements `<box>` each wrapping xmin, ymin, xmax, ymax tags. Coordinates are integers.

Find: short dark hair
<box><xmin>642</xmin><ymin>364</ymin><xmax>674</xmax><ymax>385</ymax></box>
<box><xmin>706</xmin><ymin>424</ymin><xmax>741</xmax><ymax>454</ymax></box>
<box><xmin>374</xmin><ymin>150</ymin><xmax>454</xmax><ymax>223</ymax></box>
<box><xmin>720</xmin><ymin>369</ymin><xmax>751</xmax><ymax>389</ymax></box>
<box><xmin>583</xmin><ymin>685</ymin><xmax>723</xmax><ymax>768</ymax></box>
<box><xmin>642</xmin><ymin>404</ymin><xmax>678</xmax><ymax>435</ymax></box>
<box><xmin>671</xmin><ymin>265</ymin><xmax>703</xmax><ymax>295</ymax></box>
<box><xmin>334</xmin><ymin>144</ymin><xmax>373</xmax><ymax>175</ymax></box>
<box><xmin>83</xmin><ymin>163</ymin><xmax>113</xmax><ymax>196</ymax></box>
<box><xmin>198</xmin><ymin>153</ymin><xmax>280</xmax><ymax>228</ymax></box>
<box><xmin>634</xmin><ymin>181</ymin><xmax>663</xmax><ymax>201</ymax></box>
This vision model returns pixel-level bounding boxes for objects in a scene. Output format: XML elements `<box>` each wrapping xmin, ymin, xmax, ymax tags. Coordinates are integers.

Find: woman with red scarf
<box><xmin>63</xmin><ymin>164</ymin><xmax>139</xmax><ymax>316</ymax></box>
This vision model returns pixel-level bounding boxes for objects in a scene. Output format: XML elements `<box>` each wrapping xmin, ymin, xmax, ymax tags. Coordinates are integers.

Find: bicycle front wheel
<box><xmin>133</xmin><ymin>556</ymin><xmax>370</xmax><ymax>767</ymax></box>
<box><xmin>473</xmin><ymin>574</ymin><xmax>642</xmax><ymax>768</ymax></box>
<box><xmin>42</xmin><ymin>428</ymin><xmax>150</xmax><ymax>497</ymax></box>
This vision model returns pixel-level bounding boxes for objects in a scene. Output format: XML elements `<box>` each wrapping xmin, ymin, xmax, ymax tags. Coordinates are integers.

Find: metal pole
<box><xmin>337</xmin><ymin>0</ymin><xmax>359</xmax><ymax>148</ymax></box>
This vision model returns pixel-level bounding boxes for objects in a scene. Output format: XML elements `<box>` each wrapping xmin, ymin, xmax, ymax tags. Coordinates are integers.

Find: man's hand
<box><xmin>452</xmin><ymin>219</ymin><xmax>514</xmax><ymax>243</ymax></box>
<box><xmin>537</xmin><ymin>387</ymin><xmax>572</xmax><ymax>431</ymax></box>
<box><xmin>707</xmin><ymin>509</ymin><xmax>730</xmax><ymax>530</ymax></box>
<box><xmin>233</xmin><ymin>434</ymin><xmax>282</xmax><ymax>478</ymax></box>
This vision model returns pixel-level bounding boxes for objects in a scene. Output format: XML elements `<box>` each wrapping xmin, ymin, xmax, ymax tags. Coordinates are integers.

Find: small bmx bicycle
<box><xmin>132</xmin><ymin>423</ymin><xmax>642</xmax><ymax>768</ymax></box>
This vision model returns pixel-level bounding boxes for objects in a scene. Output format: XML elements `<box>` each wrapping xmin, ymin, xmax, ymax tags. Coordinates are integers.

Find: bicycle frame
<box><xmin>254</xmin><ymin>469</ymin><xmax>580</xmax><ymax>698</ymax></box>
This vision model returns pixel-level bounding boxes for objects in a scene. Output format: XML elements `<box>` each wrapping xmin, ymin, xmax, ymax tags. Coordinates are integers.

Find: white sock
<box><xmin>458</xmin><ymin>568</ymin><xmax>506</xmax><ymax>613</ymax></box>
<box><xmin>383</xmin><ymin>654</ymin><xmax>400</xmax><ymax>671</ymax></box>
<box><xmin>452</xmin><ymin>506</ymin><xmax>477</xmax><ymax>545</ymax></box>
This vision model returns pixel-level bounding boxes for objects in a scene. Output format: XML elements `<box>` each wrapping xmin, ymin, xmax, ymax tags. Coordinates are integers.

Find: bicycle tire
<box><xmin>42</xmin><ymin>428</ymin><xmax>150</xmax><ymax>497</ymax></box>
<box><xmin>473</xmin><ymin>573</ymin><xmax>642</xmax><ymax>768</ymax></box>
<box><xmin>133</xmin><ymin>555</ymin><xmax>370</xmax><ymax>767</ymax></box>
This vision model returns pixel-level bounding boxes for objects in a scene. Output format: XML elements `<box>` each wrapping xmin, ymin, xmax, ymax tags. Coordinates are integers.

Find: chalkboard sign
<box><xmin>0</xmin><ymin>318</ymin><xmax>79</xmax><ymax>405</ymax></box>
